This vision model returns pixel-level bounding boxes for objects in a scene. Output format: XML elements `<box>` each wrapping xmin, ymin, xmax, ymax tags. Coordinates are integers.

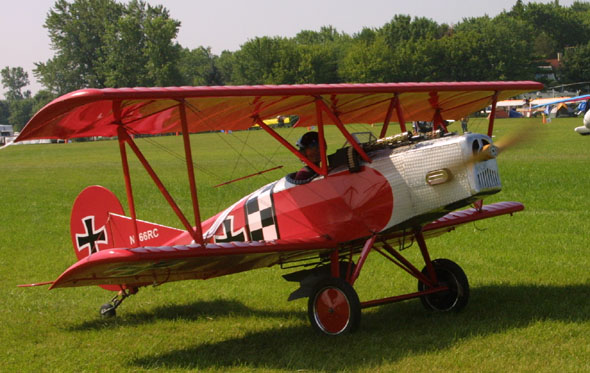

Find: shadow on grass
<box><xmin>68</xmin><ymin>298</ymin><xmax>297</xmax><ymax>331</ymax></box>
<box><xmin>125</xmin><ymin>283</ymin><xmax>590</xmax><ymax>371</ymax></box>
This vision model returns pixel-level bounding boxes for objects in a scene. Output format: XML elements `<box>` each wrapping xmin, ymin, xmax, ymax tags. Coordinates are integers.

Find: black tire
<box><xmin>418</xmin><ymin>259</ymin><xmax>469</xmax><ymax>312</ymax></box>
<box><xmin>100</xmin><ymin>303</ymin><xmax>116</xmax><ymax>318</ymax></box>
<box><xmin>308</xmin><ymin>277</ymin><xmax>361</xmax><ymax>335</ymax></box>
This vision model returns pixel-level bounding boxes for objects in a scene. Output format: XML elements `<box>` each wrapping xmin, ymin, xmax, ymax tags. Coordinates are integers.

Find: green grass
<box><xmin>2</xmin><ymin>118</ymin><xmax>590</xmax><ymax>372</ymax></box>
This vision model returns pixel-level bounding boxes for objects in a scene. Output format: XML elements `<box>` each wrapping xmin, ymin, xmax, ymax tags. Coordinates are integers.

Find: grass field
<box><xmin>2</xmin><ymin>117</ymin><xmax>590</xmax><ymax>372</ymax></box>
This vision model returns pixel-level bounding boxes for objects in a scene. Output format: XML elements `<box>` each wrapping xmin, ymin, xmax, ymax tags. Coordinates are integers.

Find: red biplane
<box><xmin>18</xmin><ymin>81</ymin><xmax>543</xmax><ymax>335</ymax></box>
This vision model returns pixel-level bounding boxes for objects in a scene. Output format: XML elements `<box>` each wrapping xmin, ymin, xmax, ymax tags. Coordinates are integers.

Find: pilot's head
<box><xmin>296</xmin><ymin>131</ymin><xmax>321</xmax><ymax>164</ymax></box>
<box><xmin>297</xmin><ymin>131</ymin><xmax>319</xmax><ymax>150</ymax></box>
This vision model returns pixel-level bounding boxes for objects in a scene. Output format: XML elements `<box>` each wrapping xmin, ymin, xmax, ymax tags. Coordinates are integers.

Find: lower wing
<box><xmin>25</xmin><ymin>237</ymin><xmax>338</xmax><ymax>290</ymax></box>
<box><xmin>20</xmin><ymin>201</ymin><xmax>523</xmax><ymax>290</ymax></box>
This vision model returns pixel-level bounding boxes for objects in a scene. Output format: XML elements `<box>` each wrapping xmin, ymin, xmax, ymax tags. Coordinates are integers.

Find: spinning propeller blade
<box><xmin>461</xmin><ymin>121</ymin><xmax>540</xmax><ymax>167</ymax></box>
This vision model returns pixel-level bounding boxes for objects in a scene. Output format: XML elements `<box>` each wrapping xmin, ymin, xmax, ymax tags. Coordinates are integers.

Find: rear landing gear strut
<box><xmin>99</xmin><ymin>287</ymin><xmax>138</xmax><ymax>318</ymax></box>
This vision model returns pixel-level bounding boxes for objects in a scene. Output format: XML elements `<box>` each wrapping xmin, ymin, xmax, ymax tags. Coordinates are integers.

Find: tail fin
<box><xmin>70</xmin><ymin>186</ymin><xmax>125</xmax><ymax>261</ymax></box>
<box><xmin>70</xmin><ymin>185</ymin><xmax>186</xmax><ymax>292</ymax></box>
<box><xmin>70</xmin><ymin>185</ymin><xmax>186</xmax><ymax>259</ymax></box>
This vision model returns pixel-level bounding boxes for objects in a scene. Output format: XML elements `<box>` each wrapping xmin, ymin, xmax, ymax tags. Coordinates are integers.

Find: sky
<box><xmin>0</xmin><ymin>0</ymin><xmax>579</xmax><ymax>96</ymax></box>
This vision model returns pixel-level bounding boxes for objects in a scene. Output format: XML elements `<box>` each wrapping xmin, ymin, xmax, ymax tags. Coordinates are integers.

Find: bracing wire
<box><xmin>122</xmin><ymin>100</ymin><xmax>385</xmax><ymax>237</ymax></box>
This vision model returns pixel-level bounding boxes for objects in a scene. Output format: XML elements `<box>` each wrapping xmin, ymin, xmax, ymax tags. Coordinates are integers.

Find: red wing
<box><xmin>16</xmin><ymin>82</ymin><xmax>543</xmax><ymax>142</ymax></box>
<box><xmin>47</xmin><ymin>237</ymin><xmax>338</xmax><ymax>289</ymax></box>
<box><xmin>33</xmin><ymin>202</ymin><xmax>522</xmax><ymax>290</ymax></box>
<box><xmin>381</xmin><ymin>201</ymin><xmax>524</xmax><ymax>244</ymax></box>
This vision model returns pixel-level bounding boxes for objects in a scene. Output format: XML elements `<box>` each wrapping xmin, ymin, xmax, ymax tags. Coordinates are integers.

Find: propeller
<box><xmin>464</xmin><ymin>121</ymin><xmax>540</xmax><ymax>167</ymax></box>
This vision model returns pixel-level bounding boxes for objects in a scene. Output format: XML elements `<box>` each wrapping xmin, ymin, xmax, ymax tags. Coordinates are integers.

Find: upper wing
<box><xmin>532</xmin><ymin>94</ymin><xmax>590</xmax><ymax>108</ymax></box>
<box><xmin>47</xmin><ymin>237</ymin><xmax>338</xmax><ymax>289</ymax></box>
<box><xmin>16</xmin><ymin>82</ymin><xmax>542</xmax><ymax>142</ymax></box>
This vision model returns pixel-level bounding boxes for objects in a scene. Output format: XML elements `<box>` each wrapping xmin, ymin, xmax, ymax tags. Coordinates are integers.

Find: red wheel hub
<box><xmin>314</xmin><ymin>287</ymin><xmax>351</xmax><ymax>334</ymax></box>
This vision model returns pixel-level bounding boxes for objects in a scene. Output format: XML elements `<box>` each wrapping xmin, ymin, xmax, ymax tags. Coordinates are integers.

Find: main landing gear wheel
<box><xmin>418</xmin><ymin>259</ymin><xmax>469</xmax><ymax>312</ymax></box>
<box><xmin>308</xmin><ymin>277</ymin><xmax>361</xmax><ymax>336</ymax></box>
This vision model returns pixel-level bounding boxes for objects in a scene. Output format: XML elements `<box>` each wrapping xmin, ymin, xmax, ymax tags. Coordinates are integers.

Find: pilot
<box><xmin>294</xmin><ymin>131</ymin><xmax>322</xmax><ymax>180</ymax></box>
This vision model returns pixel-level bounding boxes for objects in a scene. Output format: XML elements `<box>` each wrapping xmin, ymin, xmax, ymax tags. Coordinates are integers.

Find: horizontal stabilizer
<box><xmin>108</xmin><ymin>213</ymin><xmax>187</xmax><ymax>248</ymax></box>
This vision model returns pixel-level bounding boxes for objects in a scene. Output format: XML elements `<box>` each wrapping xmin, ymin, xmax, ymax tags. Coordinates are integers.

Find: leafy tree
<box><xmin>1</xmin><ymin>66</ymin><xmax>34</xmax><ymax>129</ymax></box>
<box><xmin>141</xmin><ymin>2</ymin><xmax>182</xmax><ymax>86</ymax></box>
<box><xmin>35</xmin><ymin>0</ymin><xmax>182</xmax><ymax>92</ymax></box>
<box><xmin>509</xmin><ymin>1</ymin><xmax>590</xmax><ymax>57</ymax></box>
<box><xmin>293</xmin><ymin>27</ymin><xmax>348</xmax><ymax>84</ymax></box>
<box><xmin>353</xmin><ymin>27</ymin><xmax>378</xmax><ymax>44</ymax></box>
<box><xmin>229</xmin><ymin>35</ymin><xmax>345</xmax><ymax>85</ymax></box>
<box><xmin>1</xmin><ymin>67</ymin><xmax>31</xmax><ymax>100</ymax></box>
<box><xmin>0</xmin><ymin>100</ymin><xmax>9</xmax><ymax>124</ymax></box>
<box><xmin>297</xmin><ymin>43</ymin><xmax>341</xmax><ymax>83</ymax></box>
<box><xmin>388</xmin><ymin>38</ymin><xmax>444</xmax><ymax>82</ymax></box>
<box><xmin>178</xmin><ymin>47</ymin><xmax>223</xmax><ymax>86</ymax></box>
<box><xmin>448</xmin><ymin>15</ymin><xmax>535</xmax><ymax>80</ymax></box>
<box><xmin>380</xmin><ymin>15</ymin><xmax>449</xmax><ymax>49</ymax></box>
<box><xmin>0</xmin><ymin>89</ymin><xmax>55</xmax><ymax>130</ymax></box>
<box><xmin>559</xmin><ymin>41</ymin><xmax>590</xmax><ymax>83</ymax></box>
<box><xmin>98</xmin><ymin>0</ymin><xmax>149</xmax><ymax>87</ymax></box>
<box><xmin>36</xmin><ymin>0</ymin><xmax>123</xmax><ymax>93</ymax></box>
<box><xmin>230</xmin><ymin>36</ymin><xmax>290</xmax><ymax>84</ymax></box>
<box><xmin>8</xmin><ymin>99</ymin><xmax>34</xmax><ymax>131</ymax></box>
<box><xmin>216</xmin><ymin>50</ymin><xmax>235</xmax><ymax>85</ymax></box>
<box><xmin>294</xmin><ymin>26</ymin><xmax>347</xmax><ymax>45</ymax></box>
<box><xmin>99</xmin><ymin>0</ymin><xmax>182</xmax><ymax>87</ymax></box>
<box><xmin>339</xmin><ymin>35</ymin><xmax>393</xmax><ymax>82</ymax></box>
<box><xmin>31</xmin><ymin>90</ymin><xmax>57</xmax><ymax>115</ymax></box>
<box><xmin>29</xmin><ymin>0</ymin><xmax>590</xmax><ymax>94</ymax></box>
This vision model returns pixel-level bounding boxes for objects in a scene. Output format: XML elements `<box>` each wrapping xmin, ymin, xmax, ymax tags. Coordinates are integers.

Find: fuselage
<box><xmin>200</xmin><ymin>132</ymin><xmax>502</xmax><ymax>246</ymax></box>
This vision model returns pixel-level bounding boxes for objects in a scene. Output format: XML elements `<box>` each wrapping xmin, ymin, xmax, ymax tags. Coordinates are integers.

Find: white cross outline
<box><xmin>213</xmin><ymin>215</ymin><xmax>247</xmax><ymax>243</ymax></box>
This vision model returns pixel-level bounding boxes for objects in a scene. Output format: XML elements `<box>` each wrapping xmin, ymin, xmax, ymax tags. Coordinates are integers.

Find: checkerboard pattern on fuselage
<box><xmin>245</xmin><ymin>183</ymin><xmax>279</xmax><ymax>241</ymax></box>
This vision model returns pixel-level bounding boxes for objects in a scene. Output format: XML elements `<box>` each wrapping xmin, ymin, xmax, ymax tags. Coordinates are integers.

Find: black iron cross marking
<box><xmin>214</xmin><ymin>215</ymin><xmax>246</xmax><ymax>243</ymax></box>
<box><xmin>76</xmin><ymin>216</ymin><xmax>108</xmax><ymax>255</ymax></box>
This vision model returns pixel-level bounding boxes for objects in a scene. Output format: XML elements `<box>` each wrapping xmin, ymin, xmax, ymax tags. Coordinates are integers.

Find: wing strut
<box><xmin>429</xmin><ymin>92</ymin><xmax>448</xmax><ymax>133</ymax></box>
<box><xmin>179</xmin><ymin>101</ymin><xmax>204</xmax><ymax>245</ymax></box>
<box><xmin>117</xmin><ymin>127</ymin><xmax>200</xmax><ymax>242</ymax></box>
<box><xmin>379</xmin><ymin>94</ymin><xmax>406</xmax><ymax>139</ymax></box>
<box><xmin>349</xmin><ymin>235</ymin><xmax>377</xmax><ymax>285</ymax></box>
<box><xmin>395</xmin><ymin>94</ymin><xmax>407</xmax><ymax>133</ymax></box>
<box><xmin>117</xmin><ymin>127</ymin><xmax>140</xmax><ymax>247</ymax></box>
<box><xmin>254</xmin><ymin>116</ymin><xmax>325</xmax><ymax>176</ymax></box>
<box><xmin>114</xmin><ymin>100</ymin><xmax>141</xmax><ymax>247</ymax></box>
<box><xmin>315</xmin><ymin>99</ymin><xmax>372</xmax><ymax>163</ymax></box>
<box><xmin>315</xmin><ymin>99</ymin><xmax>329</xmax><ymax>175</ymax></box>
<box><xmin>487</xmin><ymin>91</ymin><xmax>499</xmax><ymax>137</ymax></box>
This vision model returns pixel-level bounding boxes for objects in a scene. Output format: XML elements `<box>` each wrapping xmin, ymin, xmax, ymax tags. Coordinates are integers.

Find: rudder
<box><xmin>69</xmin><ymin>185</ymin><xmax>187</xmax><ymax>292</ymax></box>
<box><xmin>70</xmin><ymin>185</ymin><xmax>124</xmax><ymax>261</ymax></box>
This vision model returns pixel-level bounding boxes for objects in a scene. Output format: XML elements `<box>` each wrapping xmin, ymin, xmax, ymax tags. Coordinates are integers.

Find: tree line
<box><xmin>2</xmin><ymin>0</ymin><xmax>590</xmax><ymax>130</ymax></box>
